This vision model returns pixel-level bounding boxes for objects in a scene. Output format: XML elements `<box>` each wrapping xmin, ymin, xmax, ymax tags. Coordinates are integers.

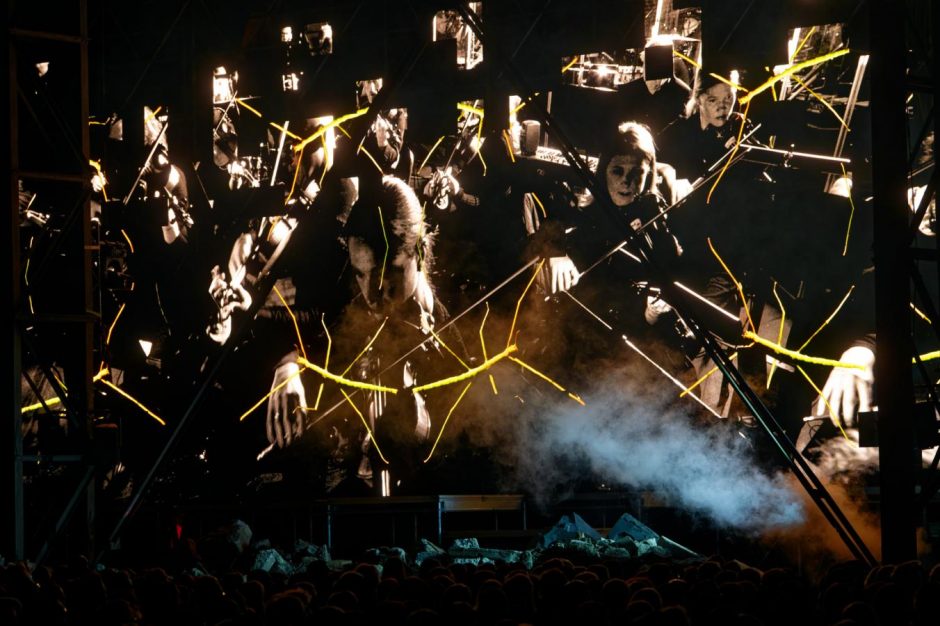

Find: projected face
<box><xmin>348</xmin><ymin>237</ymin><xmax>419</xmax><ymax>316</ymax></box>
<box><xmin>698</xmin><ymin>82</ymin><xmax>736</xmax><ymax>128</ymax></box>
<box><xmin>606</xmin><ymin>154</ymin><xmax>651</xmax><ymax>207</ymax></box>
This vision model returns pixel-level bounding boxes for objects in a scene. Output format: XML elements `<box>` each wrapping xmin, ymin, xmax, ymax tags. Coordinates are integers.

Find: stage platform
<box><xmin>119</xmin><ymin>491</ymin><xmax>687</xmax><ymax>560</ymax></box>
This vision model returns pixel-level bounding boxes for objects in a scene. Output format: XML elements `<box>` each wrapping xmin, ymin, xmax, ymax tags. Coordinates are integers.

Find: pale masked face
<box><xmin>348</xmin><ymin>237</ymin><xmax>419</xmax><ymax>316</ymax></box>
<box><xmin>605</xmin><ymin>154</ymin><xmax>651</xmax><ymax>207</ymax></box>
<box><xmin>698</xmin><ymin>82</ymin><xmax>736</xmax><ymax>128</ymax></box>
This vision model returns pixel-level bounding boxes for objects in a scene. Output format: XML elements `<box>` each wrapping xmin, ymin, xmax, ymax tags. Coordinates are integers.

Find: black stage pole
<box><xmin>870</xmin><ymin>0</ymin><xmax>918</xmax><ymax>563</ymax></box>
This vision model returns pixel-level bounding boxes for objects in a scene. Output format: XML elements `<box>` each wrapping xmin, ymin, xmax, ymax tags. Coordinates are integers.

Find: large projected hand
<box><xmin>266</xmin><ymin>360</ymin><xmax>307</xmax><ymax>448</ymax></box>
<box><xmin>814</xmin><ymin>345</ymin><xmax>874</xmax><ymax>429</ymax></box>
<box><xmin>539</xmin><ymin>255</ymin><xmax>580</xmax><ymax>294</ymax></box>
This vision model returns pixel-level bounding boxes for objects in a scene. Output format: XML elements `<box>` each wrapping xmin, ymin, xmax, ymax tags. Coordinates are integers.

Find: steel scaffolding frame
<box><xmin>6</xmin><ymin>0</ymin><xmax>96</xmax><ymax>564</ymax></box>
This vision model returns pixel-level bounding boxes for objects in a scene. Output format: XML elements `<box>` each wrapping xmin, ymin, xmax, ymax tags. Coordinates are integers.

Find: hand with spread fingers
<box><xmin>815</xmin><ymin>345</ymin><xmax>874</xmax><ymax>429</ymax></box>
<box><xmin>266</xmin><ymin>359</ymin><xmax>308</xmax><ymax>448</ymax></box>
<box><xmin>541</xmin><ymin>255</ymin><xmax>581</xmax><ymax>294</ymax></box>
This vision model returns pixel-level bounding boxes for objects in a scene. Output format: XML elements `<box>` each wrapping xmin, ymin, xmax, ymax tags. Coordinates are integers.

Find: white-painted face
<box><xmin>698</xmin><ymin>82</ymin><xmax>736</xmax><ymax>128</ymax></box>
<box><xmin>606</xmin><ymin>154</ymin><xmax>651</xmax><ymax>207</ymax></box>
<box><xmin>348</xmin><ymin>237</ymin><xmax>419</xmax><ymax>316</ymax></box>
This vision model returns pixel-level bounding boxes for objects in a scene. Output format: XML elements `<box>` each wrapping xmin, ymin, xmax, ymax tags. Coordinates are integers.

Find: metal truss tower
<box><xmin>5</xmin><ymin>0</ymin><xmax>96</xmax><ymax>563</ymax></box>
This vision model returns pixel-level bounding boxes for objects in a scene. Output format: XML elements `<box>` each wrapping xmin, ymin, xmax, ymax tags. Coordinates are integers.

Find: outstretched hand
<box><xmin>814</xmin><ymin>345</ymin><xmax>874</xmax><ymax>429</ymax></box>
<box><xmin>266</xmin><ymin>360</ymin><xmax>307</xmax><ymax>448</ymax></box>
<box><xmin>540</xmin><ymin>255</ymin><xmax>581</xmax><ymax>294</ymax></box>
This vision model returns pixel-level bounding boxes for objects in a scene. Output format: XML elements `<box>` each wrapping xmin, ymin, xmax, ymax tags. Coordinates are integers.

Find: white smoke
<box><xmin>506</xmin><ymin>374</ymin><xmax>806</xmax><ymax>532</ymax></box>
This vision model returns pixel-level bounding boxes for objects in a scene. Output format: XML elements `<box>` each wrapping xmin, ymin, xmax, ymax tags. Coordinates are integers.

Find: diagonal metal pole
<box><xmin>33</xmin><ymin>466</ymin><xmax>95</xmax><ymax>568</ymax></box>
<box><xmin>117</xmin><ymin>0</ymin><xmax>193</xmax><ymax>115</ymax></box>
<box><xmin>457</xmin><ymin>1</ymin><xmax>876</xmax><ymax>565</ymax></box>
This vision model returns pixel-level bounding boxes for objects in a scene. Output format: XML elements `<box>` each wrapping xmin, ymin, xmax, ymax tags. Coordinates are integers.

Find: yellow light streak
<box><xmin>238</xmin><ymin>366</ymin><xmax>307</xmax><ymax>421</ymax></box>
<box><xmin>501</xmin><ymin>129</ymin><xmax>516</xmax><ymax>162</ymax></box>
<box><xmin>507</xmin><ymin>260</ymin><xmax>545</xmax><ymax>349</ymax></box>
<box><xmin>911</xmin><ymin>302</ymin><xmax>932</xmax><ymax>324</ymax></box>
<box><xmin>98</xmin><ymin>379</ymin><xmax>167</xmax><ymax>426</ymax></box>
<box><xmin>423</xmin><ymin>382</ymin><xmax>473</xmax><ymax>463</ymax></box>
<box><xmin>52</xmin><ymin>370</ymin><xmax>68</xmax><ymax>391</ymax></box>
<box><xmin>672</xmin><ymin>49</ymin><xmax>699</xmax><ymax>68</ymax></box>
<box><xmin>319</xmin><ymin>135</ymin><xmax>330</xmax><ymax>187</ymax></box>
<box><xmin>312</xmin><ymin>385</ymin><xmax>324</xmax><ymax>411</ymax></box>
<box><xmin>270</xmin><ymin>122</ymin><xmax>302</xmax><ymax>141</ymax></box>
<box><xmin>144</xmin><ymin>106</ymin><xmax>162</xmax><ymax>124</ymax></box>
<box><xmin>106</xmin><ymin>303</ymin><xmax>126</xmax><ymax>346</ymax></box>
<box><xmin>457</xmin><ymin>102</ymin><xmax>485</xmax><ymax>117</ymax></box>
<box><xmin>273</xmin><ymin>284</ymin><xmax>307</xmax><ymax>361</ymax></box>
<box><xmin>739</xmin><ymin>48</ymin><xmax>851</xmax><ymax>105</ymax></box>
<box><xmin>293</xmin><ymin>108</ymin><xmax>369</xmax><ymax>153</ymax></box>
<box><xmin>357</xmin><ymin>144</ymin><xmax>385</xmax><ymax>175</ymax></box>
<box><xmin>418</xmin><ymin>135</ymin><xmax>445</xmax><ymax>173</ymax></box>
<box><xmin>511</xmin><ymin>95</ymin><xmax>537</xmax><ymax>116</ymax></box>
<box><xmin>341</xmin><ymin>390</ymin><xmax>389</xmax><ymax>465</ymax></box>
<box><xmin>477</xmin><ymin>146</ymin><xmax>487</xmax><ymax>176</ymax></box>
<box><xmin>707</xmin><ymin>98</ymin><xmax>751</xmax><ymax>204</ymax></box>
<box><xmin>680</xmin><ymin>352</ymin><xmax>739</xmax><ymax>398</ymax></box>
<box><xmin>479</xmin><ymin>302</ymin><xmax>491</xmax><ymax>361</ymax></box>
<box><xmin>561</xmin><ymin>56</ymin><xmax>579</xmax><ymax>74</ymax></box>
<box><xmin>429</xmin><ymin>327</ymin><xmax>470</xmax><ymax>370</ymax></box>
<box><xmin>707</xmin><ymin>237</ymin><xmax>755</xmax><ymax>332</ymax></box>
<box><xmin>531</xmin><ymin>192</ymin><xmax>547</xmax><ymax>218</ymax></box>
<box><xmin>840</xmin><ymin>163</ymin><xmax>855</xmax><ymax>257</ymax></box>
<box><xmin>798</xmin><ymin>286</ymin><xmax>855</xmax><ymax>351</ymax></box>
<box><xmin>790</xmin><ymin>26</ymin><xmax>816</xmax><ymax>63</ymax></box>
<box><xmin>509</xmin><ymin>357</ymin><xmax>585</xmax><ymax>406</ymax></box>
<box><xmin>794</xmin><ymin>76</ymin><xmax>850</xmax><ymax>132</ymax></box>
<box><xmin>341</xmin><ymin>318</ymin><xmax>388</xmax><ymax>377</ymax></box>
<box><xmin>797</xmin><ymin>364</ymin><xmax>849</xmax><ymax>441</ymax></box>
<box><xmin>120</xmin><ymin>229</ymin><xmax>135</xmax><ymax>253</ymax></box>
<box><xmin>508</xmin><ymin>355</ymin><xmax>564</xmax><ymax>392</ymax></box>
<box><xmin>321</xmin><ymin>312</ymin><xmax>332</xmax><ymax>367</ymax></box>
<box><xmin>22</xmin><ymin>397</ymin><xmax>62</xmax><ymax>413</ymax></box>
<box><xmin>768</xmin><ymin>282</ymin><xmax>787</xmax><ymax>388</ymax></box>
<box><xmin>411</xmin><ymin>345</ymin><xmax>517</xmax><ymax>393</ymax></box>
<box><xmin>743</xmin><ymin>331</ymin><xmax>865</xmax><ymax>369</ymax></box>
<box><xmin>409</xmin><ymin>265</ymin><xmax>581</xmax><ymax>407</ymax></box>
<box><xmin>94</xmin><ymin>367</ymin><xmax>166</xmax><ymax>426</ymax></box>
<box><xmin>89</xmin><ymin>159</ymin><xmax>109</xmax><ymax>201</ymax></box>
<box><xmin>235</xmin><ymin>98</ymin><xmax>262</xmax><ymax>118</ymax></box>
<box><xmin>916</xmin><ymin>351</ymin><xmax>940</xmax><ymax>363</ymax></box>
<box><xmin>297</xmin><ymin>356</ymin><xmax>399</xmax><ymax>394</ymax></box>
<box><xmin>672</xmin><ymin>50</ymin><xmax>749</xmax><ymax>93</ymax></box>
<box><xmin>623</xmin><ymin>335</ymin><xmax>722</xmax><ymax>418</ymax></box>
<box><xmin>377</xmin><ymin>206</ymin><xmax>389</xmax><ymax>289</ymax></box>
<box><xmin>682</xmin><ymin>364</ymin><xmax>719</xmax><ymax>397</ymax></box>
